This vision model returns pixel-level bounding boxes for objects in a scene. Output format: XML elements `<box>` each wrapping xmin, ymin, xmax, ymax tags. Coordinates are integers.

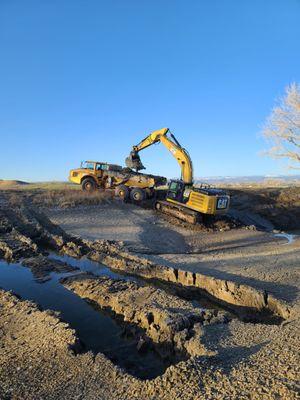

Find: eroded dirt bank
<box><xmin>61</xmin><ymin>274</ymin><xmax>229</xmax><ymax>359</ymax></box>
<box><xmin>0</xmin><ymin>205</ymin><xmax>299</xmax><ymax>399</ymax></box>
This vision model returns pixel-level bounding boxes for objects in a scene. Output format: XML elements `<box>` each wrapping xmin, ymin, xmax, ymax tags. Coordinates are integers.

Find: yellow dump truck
<box><xmin>69</xmin><ymin>161</ymin><xmax>167</xmax><ymax>201</ymax></box>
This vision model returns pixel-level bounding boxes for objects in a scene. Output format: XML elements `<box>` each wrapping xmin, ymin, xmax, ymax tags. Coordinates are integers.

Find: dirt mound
<box><xmin>230</xmin><ymin>187</ymin><xmax>300</xmax><ymax>230</ymax></box>
<box><xmin>0</xmin><ymin>180</ymin><xmax>29</xmax><ymax>187</ymax></box>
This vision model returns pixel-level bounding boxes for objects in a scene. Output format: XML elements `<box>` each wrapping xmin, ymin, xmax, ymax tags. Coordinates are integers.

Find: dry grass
<box><xmin>6</xmin><ymin>187</ymin><xmax>114</xmax><ymax>209</ymax></box>
<box><xmin>0</xmin><ymin>181</ymin><xmax>78</xmax><ymax>191</ymax></box>
<box><xmin>33</xmin><ymin>189</ymin><xmax>114</xmax><ymax>208</ymax></box>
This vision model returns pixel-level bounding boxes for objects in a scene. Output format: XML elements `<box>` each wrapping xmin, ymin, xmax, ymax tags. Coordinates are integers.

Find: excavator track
<box><xmin>154</xmin><ymin>200</ymin><xmax>200</xmax><ymax>225</ymax></box>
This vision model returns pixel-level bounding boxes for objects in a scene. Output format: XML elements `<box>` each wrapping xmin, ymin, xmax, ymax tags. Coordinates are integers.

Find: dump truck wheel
<box><xmin>82</xmin><ymin>178</ymin><xmax>96</xmax><ymax>192</ymax></box>
<box><xmin>115</xmin><ymin>185</ymin><xmax>130</xmax><ymax>200</ymax></box>
<box><xmin>130</xmin><ymin>188</ymin><xmax>145</xmax><ymax>202</ymax></box>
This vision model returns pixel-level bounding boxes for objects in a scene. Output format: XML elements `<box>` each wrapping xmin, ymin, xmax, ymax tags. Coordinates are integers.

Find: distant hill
<box><xmin>0</xmin><ymin>180</ymin><xmax>29</xmax><ymax>187</ymax></box>
<box><xmin>194</xmin><ymin>175</ymin><xmax>300</xmax><ymax>186</ymax></box>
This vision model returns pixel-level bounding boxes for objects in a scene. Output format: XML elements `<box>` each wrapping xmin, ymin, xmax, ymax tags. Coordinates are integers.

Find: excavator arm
<box><xmin>126</xmin><ymin>128</ymin><xmax>194</xmax><ymax>184</ymax></box>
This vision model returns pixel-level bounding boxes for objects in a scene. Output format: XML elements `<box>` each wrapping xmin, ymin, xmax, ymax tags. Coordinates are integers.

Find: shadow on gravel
<box><xmin>129</xmin><ymin>208</ymin><xmax>190</xmax><ymax>254</ymax></box>
<box><xmin>218</xmin><ymin>342</ymin><xmax>267</xmax><ymax>371</ymax></box>
<box><xmin>194</xmin><ymin>323</ymin><xmax>268</xmax><ymax>373</ymax></box>
<box><xmin>48</xmin><ymin>202</ymin><xmax>190</xmax><ymax>254</ymax></box>
<box><xmin>199</xmin><ymin>235</ymin><xmax>277</xmax><ymax>254</ymax></box>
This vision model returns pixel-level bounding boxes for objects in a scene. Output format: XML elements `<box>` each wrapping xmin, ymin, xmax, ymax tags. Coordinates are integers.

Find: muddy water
<box><xmin>0</xmin><ymin>260</ymin><xmax>168</xmax><ymax>379</ymax></box>
<box><xmin>49</xmin><ymin>253</ymin><xmax>139</xmax><ymax>282</ymax></box>
<box><xmin>274</xmin><ymin>232</ymin><xmax>300</xmax><ymax>245</ymax></box>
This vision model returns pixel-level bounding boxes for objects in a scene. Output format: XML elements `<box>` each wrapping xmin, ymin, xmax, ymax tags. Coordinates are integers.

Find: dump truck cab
<box><xmin>69</xmin><ymin>161</ymin><xmax>123</xmax><ymax>191</ymax></box>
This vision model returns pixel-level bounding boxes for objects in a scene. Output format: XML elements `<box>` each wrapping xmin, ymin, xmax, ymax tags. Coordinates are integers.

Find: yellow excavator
<box><xmin>126</xmin><ymin>128</ymin><xmax>230</xmax><ymax>224</ymax></box>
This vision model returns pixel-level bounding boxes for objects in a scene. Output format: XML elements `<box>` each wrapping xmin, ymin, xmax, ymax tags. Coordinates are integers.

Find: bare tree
<box><xmin>263</xmin><ymin>82</ymin><xmax>300</xmax><ymax>169</ymax></box>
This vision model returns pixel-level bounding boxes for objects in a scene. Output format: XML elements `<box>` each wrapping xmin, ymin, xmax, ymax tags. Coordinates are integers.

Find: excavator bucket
<box><xmin>125</xmin><ymin>151</ymin><xmax>145</xmax><ymax>171</ymax></box>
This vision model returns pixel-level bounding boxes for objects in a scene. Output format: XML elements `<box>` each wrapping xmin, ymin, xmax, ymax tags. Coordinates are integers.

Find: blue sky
<box><xmin>1</xmin><ymin>0</ymin><xmax>300</xmax><ymax>181</ymax></box>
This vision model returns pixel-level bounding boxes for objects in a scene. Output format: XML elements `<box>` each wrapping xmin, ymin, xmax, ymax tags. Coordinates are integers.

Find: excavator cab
<box><xmin>166</xmin><ymin>180</ymin><xmax>186</xmax><ymax>203</ymax></box>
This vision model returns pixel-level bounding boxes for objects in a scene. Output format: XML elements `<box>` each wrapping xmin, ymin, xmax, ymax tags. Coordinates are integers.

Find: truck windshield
<box><xmin>81</xmin><ymin>162</ymin><xmax>95</xmax><ymax>170</ymax></box>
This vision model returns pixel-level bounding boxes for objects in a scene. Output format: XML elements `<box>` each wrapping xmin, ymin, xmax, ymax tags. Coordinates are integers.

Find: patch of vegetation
<box><xmin>5</xmin><ymin>186</ymin><xmax>113</xmax><ymax>209</ymax></box>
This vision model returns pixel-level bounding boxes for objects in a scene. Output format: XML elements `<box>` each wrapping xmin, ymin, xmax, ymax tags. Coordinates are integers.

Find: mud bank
<box><xmin>62</xmin><ymin>274</ymin><xmax>228</xmax><ymax>359</ymax></box>
<box><xmin>0</xmin><ymin>288</ymin><xmax>80</xmax><ymax>351</ymax></box>
<box><xmin>1</xmin><ymin>284</ymin><xmax>298</xmax><ymax>399</ymax></box>
<box><xmin>0</xmin><ymin>206</ymin><xmax>87</xmax><ymax>274</ymax></box>
<box><xmin>0</xmin><ymin>207</ymin><xmax>66</xmax><ymax>258</ymax></box>
<box><xmin>87</xmin><ymin>242</ymin><xmax>291</xmax><ymax>321</ymax></box>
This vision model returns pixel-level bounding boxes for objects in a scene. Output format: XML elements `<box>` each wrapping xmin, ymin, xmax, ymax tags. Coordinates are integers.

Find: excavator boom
<box><xmin>126</xmin><ymin>128</ymin><xmax>194</xmax><ymax>184</ymax></box>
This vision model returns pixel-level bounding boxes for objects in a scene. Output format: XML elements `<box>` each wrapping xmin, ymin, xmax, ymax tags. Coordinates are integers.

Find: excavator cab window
<box><xmin>167</xmin><ymin>180</ymin><xmax>185</xmax><ymax>203</ymax></box>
